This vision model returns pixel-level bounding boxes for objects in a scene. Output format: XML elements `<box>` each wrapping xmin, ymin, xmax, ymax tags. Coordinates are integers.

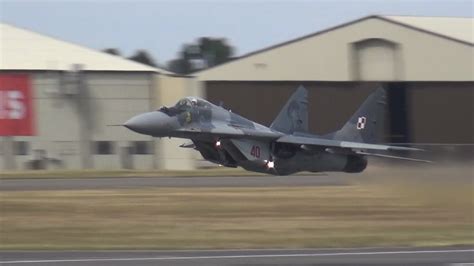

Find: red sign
<box><xmin>0</xmin><ymin>74</ymin><xmax>35</xmax><ymax>136</ymax></box>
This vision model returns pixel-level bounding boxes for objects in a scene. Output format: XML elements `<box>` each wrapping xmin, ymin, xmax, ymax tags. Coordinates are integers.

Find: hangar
<box><xmin>196</xmin><ymin>15</ymin><xmax>474</xmax><ymax>153</ymax></box>
<box><xmin>0</xmin><ymin>23</ymin><xmax>199</xmax><ymax>170</ymax></box>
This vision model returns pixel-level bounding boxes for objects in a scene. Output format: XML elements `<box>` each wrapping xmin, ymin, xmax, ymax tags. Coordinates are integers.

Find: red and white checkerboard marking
<box><xmin>356</xmin><ymin>116</ymin><xmax>366</xmax><ymax>130</ymax></box>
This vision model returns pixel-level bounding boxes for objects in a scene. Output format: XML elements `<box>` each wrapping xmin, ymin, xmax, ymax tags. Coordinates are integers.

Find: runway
<box><xmin>0</xmin><ymin>174</ymin><xmax>351</xmax><ymax>191</ymax></box>
<box><xmin>0</xmin><ymin>247</ymin><xmax>472</xmax><ymax>265</ymax></box>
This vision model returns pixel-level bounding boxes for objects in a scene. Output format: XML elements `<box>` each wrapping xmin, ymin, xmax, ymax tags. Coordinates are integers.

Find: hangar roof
<box><xmin>384</xmin><ymin>15</ymin><xmax>473</xmax><ymax>44</ymax></box>
<box><xmin>0</xmin><ymin>23</ymin><xmax>173</xmax><ymax>74</ymax></box>
<box><xmin>195</xmin><ymin>15</ymin><xmax>473</xmax><ymax>81</ymax></box>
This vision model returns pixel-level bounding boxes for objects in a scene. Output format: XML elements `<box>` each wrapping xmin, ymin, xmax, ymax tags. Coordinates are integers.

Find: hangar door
<box><xmin>408</xmin><ymin>82</ymin><xmax>474</xmax><ymax>144</ymax></box>
<box><xmin>351</xmin><ymin>38</ymin><xmax>402</xmax><ymax>81</ymax></box>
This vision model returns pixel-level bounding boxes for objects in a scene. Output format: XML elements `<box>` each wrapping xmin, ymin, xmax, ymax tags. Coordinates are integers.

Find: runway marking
<box><xmin>0</xmin><ymin>246</ymin><xmax>419</xmax><ymax>253</ymax></box>
<box><xmin>1</xmin><ymin>249</ymin><xmax>473</xmax><ymax>264</ymax></box>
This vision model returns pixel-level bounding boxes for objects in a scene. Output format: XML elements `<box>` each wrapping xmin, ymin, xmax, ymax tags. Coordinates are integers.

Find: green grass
<box><xmin>0</xmin><ymin>179</ymin><xmax>472</xmax><ymax>250</ymax></box>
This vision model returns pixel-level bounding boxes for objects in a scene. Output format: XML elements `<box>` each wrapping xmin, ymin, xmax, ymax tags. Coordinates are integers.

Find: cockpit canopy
<box><xmin>158</xmin><ymin>97</ymin><xmax>211</xmax><ymax>116</ymax></box>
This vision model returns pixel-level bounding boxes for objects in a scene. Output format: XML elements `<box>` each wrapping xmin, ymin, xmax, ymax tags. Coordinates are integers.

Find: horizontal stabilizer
<box><xmin>389</xmin><ymin>143</ymin><xmax>474</xmax><ymax>146</ymax></box>
<box><xmin>356</xmin><ymin>151</ymin><xmax>431</xmax><ymax>163</ymax></box>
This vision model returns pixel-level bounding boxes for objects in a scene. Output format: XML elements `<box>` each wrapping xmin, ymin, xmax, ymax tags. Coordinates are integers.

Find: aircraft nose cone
<box><xmin>123</xmin><ymin>115</ymin><xmax>144</xmax><ymax>131</ymax></box>
<box><xmin>124</xmin><ymin>112</ymin><xmax>171</xmax><ymax>136</ymax></box>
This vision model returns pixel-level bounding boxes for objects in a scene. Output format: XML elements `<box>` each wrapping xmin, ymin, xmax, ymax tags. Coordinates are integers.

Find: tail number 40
<box><xmin>250</xmin><ymin>145</ymin><xmax>261</xmax><ymax>158</ymax></box>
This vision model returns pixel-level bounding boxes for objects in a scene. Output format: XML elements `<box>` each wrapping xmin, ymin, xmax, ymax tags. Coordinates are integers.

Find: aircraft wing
<box><xmin>277</xmin><ymin>135</ymin><xmax>422</xmax><ymax>152</ymax></box>
<box><xmin>355</xmin><ymin>151</ymin><xmax>431</xmax><ymax>163</ymax></box>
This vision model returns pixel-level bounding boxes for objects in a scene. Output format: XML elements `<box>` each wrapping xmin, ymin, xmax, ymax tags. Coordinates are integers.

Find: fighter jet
<box><xmin>124</xmin><ymin>86</ymin><xmax>427</xmax><ymax>175</ymax></box>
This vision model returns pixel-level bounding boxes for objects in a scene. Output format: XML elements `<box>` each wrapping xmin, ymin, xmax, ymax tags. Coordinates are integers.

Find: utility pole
<box><xmin>64</xmin><ymin>64</ymin><xmax>93</xmax><ymax>168</ymax></box>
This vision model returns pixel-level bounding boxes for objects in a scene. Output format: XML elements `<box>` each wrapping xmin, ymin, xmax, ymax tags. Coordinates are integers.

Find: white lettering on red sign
<box><xmin>0</xmin><ymin>90</ymin><xmax>26</xmax><ymax>120</ymax></box>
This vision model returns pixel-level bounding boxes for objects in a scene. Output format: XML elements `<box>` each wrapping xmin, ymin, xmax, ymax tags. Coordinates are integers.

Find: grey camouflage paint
<box><xmin>124</xmin><ymin>86</ymin><xmax>423</xmax><ymax>175</ymax></box>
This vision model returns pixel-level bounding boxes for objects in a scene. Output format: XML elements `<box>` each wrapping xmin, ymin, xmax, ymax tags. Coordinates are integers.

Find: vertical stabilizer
<box><xmin>331</xmin><ymin>87</ymin><xmax>387</xmax><ymax>143</ymax></box>
<box><xmin>270</xmin><ymin>86</ymin><xmax>309</xmax><ymax>134</ymax></box>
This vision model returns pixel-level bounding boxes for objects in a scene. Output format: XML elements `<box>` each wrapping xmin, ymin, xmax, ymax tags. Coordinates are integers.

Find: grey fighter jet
<box><xmin>124</xmin><ymin>86</ymin><xmax>427</xmax><ymax>175</ymax></box>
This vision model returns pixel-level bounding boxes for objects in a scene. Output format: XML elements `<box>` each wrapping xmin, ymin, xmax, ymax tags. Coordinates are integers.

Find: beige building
<box><xmin>196</xmin><ymin>15</ymin><xmax>473</xmax><ymax>150</ymax></box>
<box><xmin>0</xmin><ymin>23</ymin><xmax>200</xmax><ymax>171</ymax></box>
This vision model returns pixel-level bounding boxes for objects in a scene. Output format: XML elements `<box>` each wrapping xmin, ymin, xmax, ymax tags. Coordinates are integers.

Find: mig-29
<box><xmin>124</xmin><ymin>86</ymin><xmax>427</xmax><ymax>175</ymax></box>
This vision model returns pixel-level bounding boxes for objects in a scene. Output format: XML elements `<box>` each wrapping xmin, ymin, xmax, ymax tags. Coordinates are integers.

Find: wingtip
<box><xmin>389</xmin><ymin>146</ymin><xmax>425</xmax><ymax>152</ymax></box>
<box><xmin>387</xmin><ymin>143</ymin><xmax>430</xmax><ymax>151</ymax></box>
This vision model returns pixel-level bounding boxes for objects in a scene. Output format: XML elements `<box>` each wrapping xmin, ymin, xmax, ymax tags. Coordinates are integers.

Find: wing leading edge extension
<box><xmin>173</xmin><ymin>126</ymin><xmax>283</xmax><ymax>140</ymax></box>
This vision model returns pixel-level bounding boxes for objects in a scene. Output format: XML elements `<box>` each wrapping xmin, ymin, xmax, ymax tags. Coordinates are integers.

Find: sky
<box><xmin>0</xmin><ymin>0</ymin><xmax>472</xmax><ymax>66</ymax></box>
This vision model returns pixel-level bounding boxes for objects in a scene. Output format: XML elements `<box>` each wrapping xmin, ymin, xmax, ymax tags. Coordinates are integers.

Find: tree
<box><xmin>167</xmin><ymin>58</ymin><xmax>191</xmax><ymax>75</ymax></box>
<box><xmin>102</xmin><ymin>48</ymin><xmax>121</xmax><ymax>56</ymax></box>
<box><xmin>167</xmin><ymin>37</ymin><xmax>234</xmax><ymax>74</ymax></box>
<box><xmin>198</xmin><ymin>37</ymin><xmax>233</xmax><ymax>66</ymax></box>
<box><xmin>128</xmin><ymin>50</ymin><xmax>157</xmax><ymax>67</ymax></box>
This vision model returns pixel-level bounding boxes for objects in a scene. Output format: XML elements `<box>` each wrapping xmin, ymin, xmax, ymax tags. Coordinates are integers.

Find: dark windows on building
<box><xmin>93</xmin><ymin>141</ymin><xmax>115</xmax><ymax>155</ymax></box>
<box><xmin>14</xmin><ymin>141</ymin><xmax>29</xmax><ymax>155</ymax></box>
<box><xmin>131</xmin><ymin>141</ymin><xmax>153</xmax><ymax>155</ymax></box>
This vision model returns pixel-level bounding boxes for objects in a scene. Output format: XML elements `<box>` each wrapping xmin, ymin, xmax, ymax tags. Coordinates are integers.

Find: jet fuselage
<box><xmin>124</xmin><ymin>97</ymin><xmax>366</xmax><ymax>175</ymax></box>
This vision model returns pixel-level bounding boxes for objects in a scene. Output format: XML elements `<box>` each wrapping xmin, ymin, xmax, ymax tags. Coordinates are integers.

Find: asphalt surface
<box><xmin>0</xmin><ymin>175</ymin><xmax>351</xmax><ymax>191</ymax></box>
<box><xmin>0</xmin><ymin>247</ymin><xmax>472</xmax><ymax>265</ymax></box>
